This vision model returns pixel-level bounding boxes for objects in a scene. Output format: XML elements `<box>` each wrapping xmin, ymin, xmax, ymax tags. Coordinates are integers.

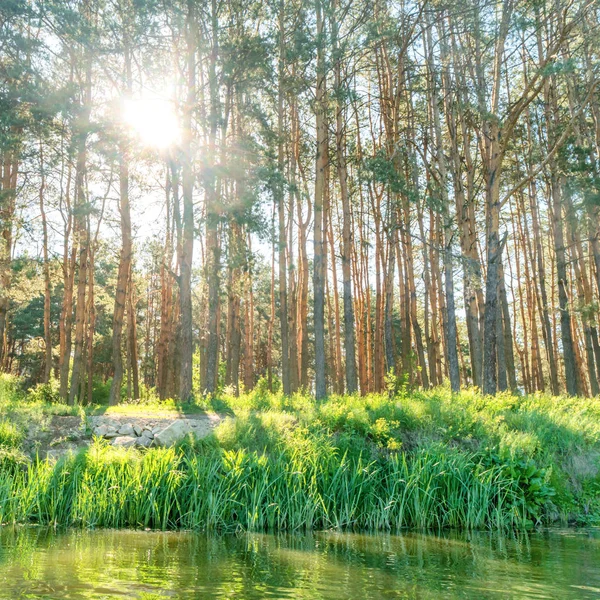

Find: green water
<box><xmin>0</xmin><ymin>528</ymin><xmax>598</xmax><ymax>599</ymax></box>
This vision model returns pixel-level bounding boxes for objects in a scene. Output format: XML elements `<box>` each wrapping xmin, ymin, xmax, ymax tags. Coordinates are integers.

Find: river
<box><xmin>0</xmin><ymin>527</ymin><xmax>598</xmax><ymax>598</ymax></box>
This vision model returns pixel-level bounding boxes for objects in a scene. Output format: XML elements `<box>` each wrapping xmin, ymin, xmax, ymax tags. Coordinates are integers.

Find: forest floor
<box><xmin>0</xmin><ymin>374</ymin><xmax>599</xmax><ymax>530</ymax></box>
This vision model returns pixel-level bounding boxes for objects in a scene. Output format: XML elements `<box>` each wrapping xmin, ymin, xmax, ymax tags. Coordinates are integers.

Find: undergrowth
<box><xmin>0</xmin><ymin>374</ymin><xmax>598</xmax><ymax>530</ymax></box>
<box><xmin>0</xmin><ymin>439</ymin><xmax>530</xmax><ymax>531</ymax></box>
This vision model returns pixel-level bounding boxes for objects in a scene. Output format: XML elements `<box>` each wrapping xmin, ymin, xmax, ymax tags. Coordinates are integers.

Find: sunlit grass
<box><xmin>0</xmin><ymin>374</ymin><xmax>599</xmax><ymax>530</ymax></box>
<box><xmin>0</xmin><ymin>439</ymin><xmax>527</xmax><ymax>532</ymax></box>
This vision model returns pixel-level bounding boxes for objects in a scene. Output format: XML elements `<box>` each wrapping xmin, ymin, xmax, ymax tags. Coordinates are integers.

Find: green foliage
<box><xmin>486</xmin><ymin>454</ymin><xmax>555</xmax><ymax>527</ymax></box>
<box><xmin>0</xmin><ymin>373</ymin><xmax>24</xmax><ymax>402</ymax></box>
<box><xmin>28</xmin><ymin>378</ymin><xmax>61</xmax><ymax>404</ymax></box>
<box><xmin>208</xmin><ymin>386</ymin><xmax>600</xmax><ymax>525</ymax></box>
<box><xmin>0</xmin><ymin>439</ymin><xmax>527</xmax><ymax>532</ymax></box>
<box><xmin>0</xmin><ymin>377</ymin><xmax>599</xmax><ymax>530</ymax></box>
<box><xmin>0</xmin><ymin>420</ymin><xmax>23</xmax><ymax>449</ymax></box>
<box><xmin>0</xmin><ymin>413</ymin><xmax>27</xmax><ymax>469</ymax></box>
<box><xmin>90</xmin><ymin>378</ymin><xmax>112</xmax><ymax>405</ymax></box>
<box><xmin>361</xmin><ymin>149</ymin><xmax>408</xmax><ymax>196</ymax></box>
<box><xmin>384</xmin><ymin>368</ymin><xmax>410</xmax><ymax>397</ymax></box>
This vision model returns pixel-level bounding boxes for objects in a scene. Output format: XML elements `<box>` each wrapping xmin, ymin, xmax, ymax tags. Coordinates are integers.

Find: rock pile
<box><xmin>21</xmin><ymin>413</ymin><xmax>224</xmax><ymax>460</ymax></box>
<box><xmin>88</xmin><ymin>414</ymin><xmax>222</xmax><ymax>449</ymax></box>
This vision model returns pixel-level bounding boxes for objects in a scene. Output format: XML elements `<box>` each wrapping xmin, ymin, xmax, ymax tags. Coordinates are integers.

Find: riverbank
<box><xmin>0</xmin><ymin>374</ymin><xmax>599</xmax><ymax>531</ymax></box>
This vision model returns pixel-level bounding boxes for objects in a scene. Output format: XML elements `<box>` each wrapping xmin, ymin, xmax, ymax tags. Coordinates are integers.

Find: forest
<box><xmin>3</xmin><ymin>3</ymin><xmax>600</xmax><ymax>593</ymax></box>
<box><xmin>1</xmin><ymin>0</ymin><xmax>600</xmax><ymax>406</ymax></box>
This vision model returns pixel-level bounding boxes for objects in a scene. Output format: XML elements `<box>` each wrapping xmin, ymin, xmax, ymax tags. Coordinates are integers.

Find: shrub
<box><xmin>28</xmin><ymin>379</ymin><xmax>61</xmax><ymax>404</ymax></box>
<box><xmin>0</xmin><ymin>374</ymin><xmax>23</xmax><ymax>402</ymax></box>
<box><xmin>0</xmin><ymin>420</ymin><xmax>23</xmax><ymax>449</ymax></box>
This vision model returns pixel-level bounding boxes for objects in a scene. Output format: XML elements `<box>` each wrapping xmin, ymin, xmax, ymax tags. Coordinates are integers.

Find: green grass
<box><xmin>0</xmin><ymin>374</ymin><xmax>83</xmax><ymax>444</ymax></box>
<box><xmin>208</xmin><ymin>387</ymin><xmax>600</xmax><ymax>522</ymax></box>
<box><xmin>0</xmin><ymin>439</ymin><xmax>527</xmax><ymax>531</ymax></box>
<box><xmin>0</xmin><ymin>374</ymin><xmax>599</xmax><ymax>531</ymax></box>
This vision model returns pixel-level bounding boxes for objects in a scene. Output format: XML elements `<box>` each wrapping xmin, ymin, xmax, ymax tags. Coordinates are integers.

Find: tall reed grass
<box><xmin>0</xmin><ymin>440</ymin><xmax>529</xmax><ymax>532</ymax></box>
<box><xmin>2</xmin><ymin>374</ymin><xmax>599</xmax><ymax>530</ymax></box>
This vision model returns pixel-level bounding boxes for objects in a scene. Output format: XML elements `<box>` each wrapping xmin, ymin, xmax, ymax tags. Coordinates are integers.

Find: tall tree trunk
<box><xmin>204</xmin><ymin>0</ymin><xmax>221</xmax><ymax>395</ymax></box>
<box><xmin>288</xmin><ymin>145</ymin><xmax>299</xmax><ymax>393</ymax></box>
<box><xmin>128</xmin><ymin>264</ymin><xmax>140</xmax><ymax>400</ymax></box>
<box><xmin>59</xmin><ymin>236</ymin><xmax>76</xmax><ymax>400</ymax></box>
<box><xmin>0</xmin><ymin>139</ymin><xmax>19</xmax><ymax>369</ymax></box>
<box><xmin>313</xmin><ymin>0</ymin><xmax>327</xmax><ymax>399</ymax></box>
<box><xmin>499</xmin><ymin>263</ymin><xmax>517</xmax><ymax>391</ymax></box>
<box><xmin>429</xmin><ymin>23</ymin><xmax>459</xmax><ymax>391</ymax></box>
<box><xmin>384</xmin><ymin>207</ymin><xmax>396</xmax><ymax>376</ymax></box>
<box><xmin>179</xmin><ymin>0</ymin><xmax>196</xmax><ymax>401</ymax></box>
<box><xmin>157</xmin><ymin>167</ymin><xmax>175</xmax><ymax>399</ymax></box>
<box><xmin>544</xmin><ymin>73</ymin><xmax>578</xmax><ymax>395</ymax></box>
<box><xmin>550</xmin><ymin>175</ymin><xmax>578</xmax><ymax>395</ymax></box>
<box><xmin>39</xmin><ymin>140</ymin><xmax>52</xmax><ymax>383</ymax></box>
<box><xmin>109</xmin><ymin>142</ymin><xmax>132</xmax><ymax>405</ymax></box>
<box><xmin>68</xmin><ymin>22</ymin><xmax>93</xmax><ymax>405</ymax></box>
<box><xmin>332</xmin><ymin>0</ymin><xmax>358</xmax><ymax>393</ymax></box>
<box><xmin>277</xmin><ymin>0</ymin><xmax>290</xmax><ymax>395</ymax></box>
<box><xmin>528</xmin><ymin>175</ymin><xmax>560</xmax><ymax>394</ymax></box>
<box><xmin>86</xmin><ymin>235</ymin><xmax>96</xmax><ymax>404</ymax></box>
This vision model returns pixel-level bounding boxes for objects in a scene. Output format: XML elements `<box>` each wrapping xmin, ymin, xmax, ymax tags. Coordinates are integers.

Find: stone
<box><xmin>135</xmin><ymin>435</ymin><xmax>152</xmax><ymax>448</ymax></box>
<box><xmin>133</xmin><ymin>424</ymin><xmax>143</xmax><ymax>437</ymax></box>
<box><xmin>93</xmin><ymin>424</ymin><xmax>118</xmax><ymax>438</ymax></box>
<box><xmin>153</xmin><ymin>420</ymin><xmax>193</xmax><ymax>447</ymax></box>
<box><xmin>118</xmin><ymin>423</ymin><xmax>135</xmax><ymax>436</ymax></box>
<box><xmin>112</xmin><ymin>435</ymin><xmax>137</xmax><ymax>448</ymax></box>
<box><xmin>141</xmin><ymin>429</ymin><xmax>154</xmax><ymax>440</ymax></box>
<box><xmin>152</xmin><ymin>425</ymin><xmax>163</xmax><ymax>434</ymax></box>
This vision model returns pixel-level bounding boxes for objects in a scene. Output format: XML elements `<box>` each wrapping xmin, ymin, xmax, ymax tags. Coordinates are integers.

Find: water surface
<box><xmin>0</xmin><ymin>527</ymin><xmax>598</xmax><ymax>598</ymax></box>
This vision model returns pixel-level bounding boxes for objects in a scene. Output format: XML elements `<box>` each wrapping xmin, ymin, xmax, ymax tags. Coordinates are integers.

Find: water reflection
<box><xmin>0</xmin><ymin>527</ymin><xmax>598</xmax><ymax>599</ymax></box>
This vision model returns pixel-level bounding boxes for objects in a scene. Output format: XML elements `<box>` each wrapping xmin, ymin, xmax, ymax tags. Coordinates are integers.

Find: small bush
<box><xmin>0</xmin><ymin>420</ymin><xmax>23</xmax><ymax>449</ymax></box>
<box><xmin>0</xmin><ymin>447</ymin><xmax>29</xmax><ymax>470</ymax></box>
<box><xmin>28</xmin><ymin>379</ymin><xmax>61</xmax><ymax>404</ymax></box>
<box><xmin>0</xmin><ymin>374</ymin><xmax>24</xmax><ymax>402</ymax></box>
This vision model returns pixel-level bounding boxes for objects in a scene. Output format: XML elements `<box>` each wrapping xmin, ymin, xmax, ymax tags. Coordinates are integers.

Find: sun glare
<box><xmin>122</xmin><ymin>96</ymin><xmax>180</xmax><ymax>150</ymax></box>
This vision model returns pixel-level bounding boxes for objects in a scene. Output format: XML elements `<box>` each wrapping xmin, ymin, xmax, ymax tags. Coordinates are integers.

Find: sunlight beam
<box><xmin>121</xmin><ymin>96</ymin><xmax>181</xmax><ymax>150</ymax></box>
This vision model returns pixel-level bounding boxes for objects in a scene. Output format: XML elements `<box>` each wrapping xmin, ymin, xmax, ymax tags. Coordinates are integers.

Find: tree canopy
<box><xmin>1</xmin><ymin>0</ymin><xmax>600</xmax><ymax>402</ymax></box>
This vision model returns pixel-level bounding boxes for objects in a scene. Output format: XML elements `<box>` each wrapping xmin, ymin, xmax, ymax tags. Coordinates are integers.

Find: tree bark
<box><xmin>178</xmin><ymin>0</ymin><xmax>196</xmax><ymax>401</ymax></box>
<box><xmin>313</xmin><ymin>0</ymin><xmax>327</xmax><ymax>399</ymax></box>
<box><xmin>68</xmin><ymin>20</ymin><xmax>93</xmax><ymax>405</ymax></box>
<box><xmin>39</xmin><ymin>140</ymin><xmax>52</xmax><ymax>383</ymax></box>
<box><xmin>332</xmin><ymin>0</ymin><xmax>358</xmax><ymax>393</ymax></box>
<box><xmin>277</xmin><ymin>0</ymin><xmax>290</xmax><ymax>395</ymax></box>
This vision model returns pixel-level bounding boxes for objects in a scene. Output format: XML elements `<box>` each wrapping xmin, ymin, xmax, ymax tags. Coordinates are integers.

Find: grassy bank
<box><xmin>0</xmin><ymin>374</ymin><xmax>599</xmax><ymax>531</ymax></box>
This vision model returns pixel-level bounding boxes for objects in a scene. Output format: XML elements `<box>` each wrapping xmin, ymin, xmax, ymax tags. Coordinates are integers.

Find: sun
<box><xmin>122</xmin><ymin>95</ymin><xmax>181</xmax><ymax>150</ymax></box>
